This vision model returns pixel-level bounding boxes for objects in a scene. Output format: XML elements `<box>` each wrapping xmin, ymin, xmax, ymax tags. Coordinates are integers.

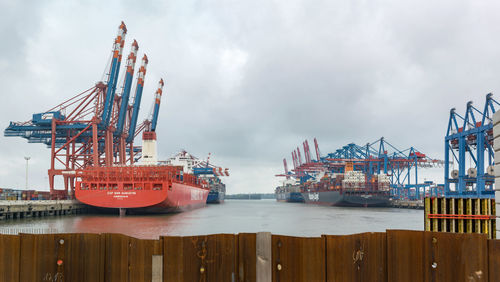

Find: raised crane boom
<box><xmin>127</xmin><ymin>54</ymin><xmax>148</xmax><ymax>143</ymax></box>
<box><xmin>101</xmin><ymin>21</ymin><xmax>127</xmax><ymax>129</ymax></box>
<box><xmin>150</xmin><ymin>79</ymin><xmax>164</xmax><ymax>132</ymax></box>
<box><xmin>292</xmin><ymin>151</ymin><xmax>298</xmax><ymax>169</ymax></box>
<box><xmin>283</xmin><ymin>158</ymin><xmax>290</xmax><ymax>179</ymax></box>
<box><xmin>314</xmin><ymin>137</ymin><xmax>321</xmax><ymax>161</ymax></box>
<box><xmin>115</xmin><ymin>40</ymin><xmax>138</xmax><ymax>136</ymax></box>
<box><xmin>297</xmin><ymin>147</ymin><xmax>302</xmax><ymax>165</ymax></box>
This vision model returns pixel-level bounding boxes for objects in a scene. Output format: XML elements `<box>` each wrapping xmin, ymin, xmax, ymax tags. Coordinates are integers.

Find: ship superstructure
<box><xmin>163</xmin><ymin>151</ymin><xmax>229</xmax><ymax>204</ymax></box>
<box><xmin>275</xmin><ymin>178</ymin><xmax>304</xmax><ymax>202</ymax></box>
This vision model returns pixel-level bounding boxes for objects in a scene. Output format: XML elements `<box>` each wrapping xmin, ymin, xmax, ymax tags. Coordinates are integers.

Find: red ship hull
<box><xmin>75</xmin><ymin>166</ymin><xmax>209</xmax><ymax>213</ymax></box>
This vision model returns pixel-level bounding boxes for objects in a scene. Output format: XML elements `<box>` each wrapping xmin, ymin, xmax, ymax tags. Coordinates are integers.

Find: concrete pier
<box><xmin>0</xmin><ymin>200</ymin><xmax>88</xmax><ymax>221</ymax></box>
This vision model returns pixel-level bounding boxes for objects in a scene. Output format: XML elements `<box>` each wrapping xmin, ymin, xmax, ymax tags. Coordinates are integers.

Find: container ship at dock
<box><xmin>275</xmin><ymin>168</ymin><xmax>391</xmax><ymax>207</ymax></box>
<box><xmin>4</xmin><ymin>22</ymin><xmax>221</xmax><ymax>214</ymax></box>
<box><xmin>206</xmin><ymin>180</ymin><xmax>226</xmax><ymax>204</ymax></box>
<box><xmin>275</xmin><ymin>179</ymin><xmax>304</xmax><ymax>203</ymax></box>
<box><xmin>75</xmin><ymin>133</ymin><xmax>211</xmax><ymax>214</ymax></box>
<box><xmin>164</xmin><ymin>151</ymin><xmax>228</xmax><ymax>205</ymax></box>
<box><xmin>276</xmin><ymin>137</ymin><xmax>443</xmax><ymax>207</ymax></box>
<box><xmin>275</xmin><ymin>138</ymin><xmax>396</xmax><ymax>207</ymax></box>
<box><xmin>300</xmin><ymin>170</ymin><xmax>391</xmax><ymax>207</ymax></box>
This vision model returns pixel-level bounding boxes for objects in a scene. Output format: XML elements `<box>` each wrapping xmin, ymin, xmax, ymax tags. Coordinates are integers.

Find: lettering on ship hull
<box><xmin>191</xmin><ymin>190</ymin><xmax>204</xmax><ymax>201</ymax></box>
<box><xmin>106</xmin><ymin>191</ymin><xmax>137</xmax><ymax>200</ymax></box>
<box><xmin>308</xmin><ymin>193</ymin><xmax>319</xmax><ymax>201</ymax></box>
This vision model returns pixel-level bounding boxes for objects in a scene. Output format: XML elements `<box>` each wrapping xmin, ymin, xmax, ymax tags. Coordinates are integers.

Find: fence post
<box><xmin>256</xmin><ymin>232</ymin><xmax>271</xmax><ymax>282</ymax></box>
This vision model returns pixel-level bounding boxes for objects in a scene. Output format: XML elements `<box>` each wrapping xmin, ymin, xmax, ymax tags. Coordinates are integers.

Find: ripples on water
<box><xmin>0</xmin><ymin>199</ymin><xmax>423</xmax><ymax>239</ymax></box>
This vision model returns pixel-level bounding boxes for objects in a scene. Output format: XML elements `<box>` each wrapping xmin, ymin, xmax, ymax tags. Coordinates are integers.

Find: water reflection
<box><xmin>0</xmin><ymin>200</ymin><xmax>423</xmax><ymax>239</ymax></box>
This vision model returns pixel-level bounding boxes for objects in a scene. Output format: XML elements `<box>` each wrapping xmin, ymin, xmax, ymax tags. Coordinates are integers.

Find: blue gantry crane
<box><xmin>444</xmin><ymin>94</ymin><xmax>499</xmax><ymax>198</ymax></box>
<box><xmin>280</xmin><ymin>137</ymin><xmax>444</xmax><ymax>200</ymax></box>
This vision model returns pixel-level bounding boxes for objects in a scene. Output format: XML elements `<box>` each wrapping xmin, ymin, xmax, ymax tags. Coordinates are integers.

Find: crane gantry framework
<box><xmin>278</xmin><ymin>137</ymin><xmax>444</xmax><ymax>200</ymax></box>
<box><xmin>444</xmin><ymin>94</ymin><xmax>499</xmax><ymax>198</ymax></box>
<box><xmin>4</xmin><ymin>22</ymin><xmax>165</xmax><ymax>199</ymax></box>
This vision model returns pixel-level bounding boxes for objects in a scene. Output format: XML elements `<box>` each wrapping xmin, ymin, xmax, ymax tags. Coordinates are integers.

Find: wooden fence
<box><xmin>0</xmin><ymin>230</ymin><xmax>499</xmax><ymax>282</ymax></box>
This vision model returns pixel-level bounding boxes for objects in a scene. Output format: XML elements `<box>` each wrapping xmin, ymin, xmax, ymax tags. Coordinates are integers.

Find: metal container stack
<box><xmin>342</xmin><ymin>170</ymin><xmax>365</xmax><ymax>190</ymax></box>
<box><xmin>377</xmin><ymin>173</ymin><xmax>391</xmax><ymax>191</ymax></box>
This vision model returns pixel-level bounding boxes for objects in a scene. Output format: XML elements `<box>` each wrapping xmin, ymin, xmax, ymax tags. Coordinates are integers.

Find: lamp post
<box><xmin>24</xmin><ymin>156</ymin><xmax>30</xmax><ymax>190</ymax></box>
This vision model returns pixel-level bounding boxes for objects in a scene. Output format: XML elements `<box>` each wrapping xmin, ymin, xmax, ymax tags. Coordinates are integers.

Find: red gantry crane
<box><xmin>4</xmin><ymin>22</ymin><xmax>164</xmax><ymax>199</ymax></box>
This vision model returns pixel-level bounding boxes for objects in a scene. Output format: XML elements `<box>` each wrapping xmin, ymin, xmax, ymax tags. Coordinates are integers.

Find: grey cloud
<box><xmin>1</xmin><ymin>0</ymin><xmax>500</xmax><ymax>193</ymax></box>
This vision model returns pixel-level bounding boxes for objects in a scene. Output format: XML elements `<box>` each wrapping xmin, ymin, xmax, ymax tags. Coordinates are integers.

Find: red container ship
<box><xmin>75</xmin><ymin>164</ymin><xmax>209</xmax><ymax>213</ymax></box>
<box><xmin>75</xmin><ymin>131</ymin><xmax>210</xmax><ymax>214</ymax></box>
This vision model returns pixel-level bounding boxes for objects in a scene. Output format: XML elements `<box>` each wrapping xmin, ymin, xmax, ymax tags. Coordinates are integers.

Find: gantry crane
<box><xmin>277</xmin><ymin>137</ymin><xmax>444</xmax><ymax>200</ymax></box>
<box><xmin>444</xmin><ymin>94</ymin><xmax>499</xmax><ymax>198</ymax></box>
<box><xmin>4</xmin><ymin>22</ymin><xmax>163</xmax><ymax>199</ymax></box>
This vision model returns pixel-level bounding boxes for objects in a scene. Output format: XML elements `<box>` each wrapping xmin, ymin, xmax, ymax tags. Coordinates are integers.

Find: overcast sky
<box><xmin>1</xmin><ymin>0</ymin><xmax>499</xmax><ymax>193</ymax></box>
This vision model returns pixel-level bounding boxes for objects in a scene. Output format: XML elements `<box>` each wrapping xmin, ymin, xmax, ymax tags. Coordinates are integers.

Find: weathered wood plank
<box><xmin>238</xmin><ymin>233</ymin><xmax>256</xmax><ymax>282</ymax></box>
<box><xmin>103</xmin><ymin>233</ymin><xmax>130</xmax><ymax>282</ymax></box>
<box><xmin>129</xmin><ymin>237</ymin><xmax>163</xmax><ymax>282</ymax></box>
<box><xmin>0</xmin><ymin>234</ymin><xmax>20</xmax><ymax>282</ymax></box>
<box><xmin>64</xmin><ymin>233</ymin><xmax>104</xmax><ymax>282</ymax></box>
<box><xmin>19</xmin><ymin>233</ymin><xmax>103</xmax><ymax>282</ymax></box>
<box><xmin>488</xmin><ymin>239</ymin><xmax>500</xmax><ymax>282</ymax></box>
<box><xmin>272</xmin><ymin>235</ymin><xmax>325</xmax><ymax>282</ymax></box>
<box><xmin>325</xmin><ymin>232</ymin><xmax>386</xmax><ymax>282</ymax></box>
<box><xmin>424</xmin><ymin>231</ymin><xmax>488</xmax><ymax>282</ymax></box>
<box><xmin>163</xmin><ymin>236</ymin><xmax>184</xmax><ymax>282</ymax></box>
<box><xmin>387</xmin><ymin>230</ymin><xmax>424</xmax><ymax>282</ymax></box>
<box><xmin>163</xmin><ymin>234</ymin><xmax>237</xmax><ymax>282</ymax></box>
<box><xmin>19</xmin><ymin>233</ymin><xmax>57</xmax><ymax>282</ymax></box>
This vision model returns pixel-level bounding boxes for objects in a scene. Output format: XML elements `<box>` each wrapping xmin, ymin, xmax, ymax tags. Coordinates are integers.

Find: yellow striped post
<box><xmin>432</xmin><ymin>198</ymin><xmax>438</xmax><ymax>231</ymax></box>
<box><xmin>424</xmin><ymin>197</ymin><xmax>431</xmax><ymax>231</ymax></box>
<box><xmin>481</xmin><ymin>199</ymin><xmax>488</xmax><ymax>238</ymax></box>
<box><xmin>458</xmin><ymin>198</ymin><xmax>464</xmax><ymax>233</ymax></box>
<box><xmin>466</xmin><ymin>199</ymin><xmax>472</xmax><ymax>233</ymax></box>
<box><xmin>449</xmin><ymin>198</ymin><xmax>455</xmax><ymax>232</ymax></box>
<box><xmin>440</xmin><ymin>197</ymin><xmax>447</xmax><ymax>232</ymax></box>
<box><xmin>475</xmin><ymin>198</ymin><xmax>481</xmax><ymax>233</ymax></box>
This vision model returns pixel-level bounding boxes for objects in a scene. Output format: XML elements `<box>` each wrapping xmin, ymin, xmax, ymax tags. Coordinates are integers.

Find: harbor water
<box><xmin>0</xmin><ymin>199</ymin><xmax>422</xmax><ymax>239</ymax></box>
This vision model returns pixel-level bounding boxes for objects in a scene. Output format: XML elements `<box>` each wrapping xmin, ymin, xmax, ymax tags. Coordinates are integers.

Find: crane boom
<box><xmin>101</xmin><ymin>21</ymin><xmax>127</xmax><ymax>128</ymax></box>
<box><xmin>115</xmin><ymin>40</ymin><xmax>138</xmax><ymax>136</ymax></box>
<box><xmin>314</xmin><ymin>138</ymin><xmax>321</xmax><ymax>161</ymax></box>
<box><xmin>127</xmin><ymin>54</ymin><xmax>148</xmax><ymax>143</ymax></box>
<box><xmin>303</xmin><ymin>141</ymin><xmax>311</xmax><ymax>163</ymax></box>
<box><xmin>283</xmin><ymin>158</ymin><xmax>289</xmax><ymax>179</ymax></box>
<box><xmin>292</xmin><ymin>151</ymin><xmax>298</xmax><ymax>169</ymax></box>
<box><xmin>150</xmin><ymin>79</ymin><xmax>164</xmax><ymax>132</ymax></box>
